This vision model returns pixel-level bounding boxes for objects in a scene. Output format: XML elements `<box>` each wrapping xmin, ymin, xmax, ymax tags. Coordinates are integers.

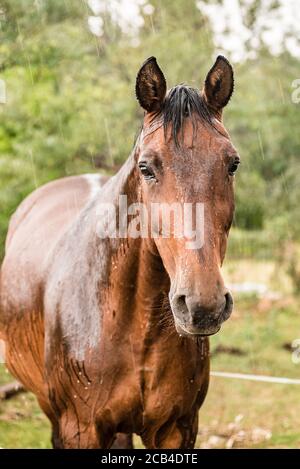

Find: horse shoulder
<box><xmin>0</xmin><ymin>173</ymin><xmax>108</xmax><ymax>322</ymax></box>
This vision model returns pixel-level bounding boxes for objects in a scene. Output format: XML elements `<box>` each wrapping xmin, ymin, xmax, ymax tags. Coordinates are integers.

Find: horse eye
<box><xmin>228</xmin><ymin>158</ymin><xmax>240</xmax><ymax>176</ymax></box>
<box><xmin>138</xmin><ymin>162</ymin><xmax>156</xmax><ymax>180</ymax></box>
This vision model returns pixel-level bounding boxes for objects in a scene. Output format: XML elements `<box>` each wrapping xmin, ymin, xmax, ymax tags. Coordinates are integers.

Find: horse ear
<box><xmin>203</xmin><ymin>55</ymin><xmax>234</xmax><ymax>118</ymax></box>
<box><xmin>136</xmin><ymin>57</ymin><xmax>167</xmax><ymax>113</ymax></box>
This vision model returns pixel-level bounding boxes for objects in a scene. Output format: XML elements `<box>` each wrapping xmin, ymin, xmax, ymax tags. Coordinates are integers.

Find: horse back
<box><xmin>0</xmin><ymin>173</ymin><xmax>107</xmax><ymax>330</ymax></box>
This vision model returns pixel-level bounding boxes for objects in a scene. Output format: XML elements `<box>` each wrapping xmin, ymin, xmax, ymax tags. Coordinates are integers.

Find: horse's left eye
<box><xmin>138</xmin><ymin>162</ymin><xmax>156</xmax><ymax>180</ymax></box>
<box><xmin>228</xmin><ymin>158</ymin><xmax>240</xmax><ymax>176</ymax></box>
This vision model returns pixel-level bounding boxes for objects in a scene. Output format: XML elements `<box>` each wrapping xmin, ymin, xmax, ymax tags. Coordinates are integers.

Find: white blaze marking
<box><xmin>0</xmin><ymin>339</ymin><xmax>6</xmax><ymax>364</ymax></box>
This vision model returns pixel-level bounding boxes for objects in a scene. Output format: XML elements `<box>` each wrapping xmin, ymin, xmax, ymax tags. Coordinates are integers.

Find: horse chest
<box><xmin>93</xmin><ymin>337</ymin><xmax>208</xmax><ymax>435</ymax></box>
<box><xmin>142</xmin><ymin>348</ymin><xmax>207</xmax><ymax>411</ymax></box>
<box><xmin>117</xmin><ymin>340</ymin><xmax>208</xmax><ymax>425</ymax></box>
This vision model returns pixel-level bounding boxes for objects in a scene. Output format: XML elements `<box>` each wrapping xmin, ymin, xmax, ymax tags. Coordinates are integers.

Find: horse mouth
<box><xmin>175</xmin><ymin>323</ymin><xmax>221</xmax><ymax>337</ymax></box>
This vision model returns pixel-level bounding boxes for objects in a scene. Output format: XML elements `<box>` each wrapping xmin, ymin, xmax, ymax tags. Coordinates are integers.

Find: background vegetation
<box><xmin>0</xmin><ymin>0</ymin><xmax>299</xmax><ymax>448</ymax></box>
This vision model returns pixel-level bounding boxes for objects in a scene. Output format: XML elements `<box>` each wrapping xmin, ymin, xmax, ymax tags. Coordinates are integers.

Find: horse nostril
<box><xmin>176</xmin><ymin>295</ymin><xmax>187</xmax><ymax>312</ymax></box>
<box><xmin>171</xmin><ymin>294</ymin><xmax>189</xmax><ymax>320</ymax></box>
<box><xmin>224</xmin><ymin>292</ymin><xmax>233</xmax><ymax>317</ymax></box>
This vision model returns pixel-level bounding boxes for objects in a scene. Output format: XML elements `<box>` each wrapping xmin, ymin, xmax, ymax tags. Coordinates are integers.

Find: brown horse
<box><xmin>0</xmin><ymin>56</ymin><xmax>239</xmax><ymax>448</ymax></box>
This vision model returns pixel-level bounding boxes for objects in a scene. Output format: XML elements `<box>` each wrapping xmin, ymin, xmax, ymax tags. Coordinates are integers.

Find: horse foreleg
<box><xmin>54</xmin><ymin>410</ymin><xmax>100</xmax><ymax>448</ymax></box>
<box><xmin>142</xmin><ymin>412</ymin><xmax>199</xmax><ymax>449</ymax></box>
<box><xmin>111</xmin><ymin>433</ymin><xmax>134</xmax><ymax>449</ymax></box>
<box><xmin>51</xmin><ymin>422</ymin><xmax>63</xmax><ymax>449</ymax></box>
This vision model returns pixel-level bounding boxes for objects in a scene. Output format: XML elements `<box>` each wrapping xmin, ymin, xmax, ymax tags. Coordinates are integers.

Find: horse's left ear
<box><xmin>136</xmin><ymin>57</ymin><xmax>167</xmax><ymax>113</ymax></box>
<box><xmin>203</xmin><ymin>55</ymin><xmax>234</xmax><ymax>118</ymax></box>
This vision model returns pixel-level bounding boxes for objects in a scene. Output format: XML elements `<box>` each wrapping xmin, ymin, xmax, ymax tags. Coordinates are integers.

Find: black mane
<box><xmin>160</xmin><ymin>85</ymin><xmax>213</xmax><ymax>147</ymax></box>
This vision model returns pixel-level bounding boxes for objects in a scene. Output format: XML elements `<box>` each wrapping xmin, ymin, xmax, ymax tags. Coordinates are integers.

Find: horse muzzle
<box><xmin>170</xmin><ymin>291</ymin><xmax>233</xmax><ymax>337</ymax></box>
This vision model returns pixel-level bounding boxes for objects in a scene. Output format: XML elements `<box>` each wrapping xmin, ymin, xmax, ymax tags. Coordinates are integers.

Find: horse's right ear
<box><xmin>135</xmin><ymin>57</ymin><xmax>167</xmax><ymax>113</ymax></box>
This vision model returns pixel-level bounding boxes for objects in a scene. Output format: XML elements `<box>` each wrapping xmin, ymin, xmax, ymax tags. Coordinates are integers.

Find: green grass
<box><xmin>196</xmin><ymin>291</ymin><xmax>300</xmax><ymax>448</ymax></box>
<box><xmin>1</xmin><ymin>260</ymin><xmax>300</xmax><ymax>448</ymax></box>
<box><xmin>0</xmin><ymin>386</ymin><xmax>51</xmax><ymax>448</ymax></box>
<box><xmin>227</xmin><ymin>228</ymin><xmax>276</xmax><ymax>260</ymax></box>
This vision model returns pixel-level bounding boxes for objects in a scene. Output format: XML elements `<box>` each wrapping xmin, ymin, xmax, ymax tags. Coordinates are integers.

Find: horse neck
<box><xmin>104</xmin><ymin>147</ymin><xmax>173</xmax><ymax>336</ymax></box>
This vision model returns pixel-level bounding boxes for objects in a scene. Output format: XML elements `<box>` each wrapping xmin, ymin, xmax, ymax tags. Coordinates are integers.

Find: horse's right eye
<box><xmin>138</xmin><ymin>162</ymin><xmax>156</xmax><ymax>180</ymax></box>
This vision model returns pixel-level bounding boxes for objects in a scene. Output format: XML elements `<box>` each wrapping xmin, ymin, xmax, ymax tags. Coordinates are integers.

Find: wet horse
<box><xmin>0</xmin><ymin>56</ymin><xmax>239</xmax><ymax>448</ymax></box>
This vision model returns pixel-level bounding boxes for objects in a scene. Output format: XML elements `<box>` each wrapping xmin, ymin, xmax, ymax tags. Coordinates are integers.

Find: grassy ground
<box><xmin>0</xmin><ymin>259</ymin><xmax>299</xmax><ymax>448</ymax></box>
<box><xmin>198</xmin><ymin>294</ymin><xmax>300</xmax><ymax>448</ymax></box>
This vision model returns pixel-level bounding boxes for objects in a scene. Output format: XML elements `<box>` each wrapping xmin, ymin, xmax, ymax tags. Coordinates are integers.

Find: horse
<box><xmin>0</xmin><ymin>56</ymin><xmax>239</xmax><ymax>448</ymax></box>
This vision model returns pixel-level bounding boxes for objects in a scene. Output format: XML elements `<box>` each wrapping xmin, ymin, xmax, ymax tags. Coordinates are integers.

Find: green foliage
<box><xmin>234</xmin><ymin>172</ymin><xmax>266</xmax><ymax>230</ymax></box>
<box><xmin>227</xmin><ymin>228</ymin><xmax>274</xmax><ymax>260</ymax></box>
<box><xmin>227</xmin><ymin>52</ymin><xmax>300</xmax><ymax>236</ymax></box>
